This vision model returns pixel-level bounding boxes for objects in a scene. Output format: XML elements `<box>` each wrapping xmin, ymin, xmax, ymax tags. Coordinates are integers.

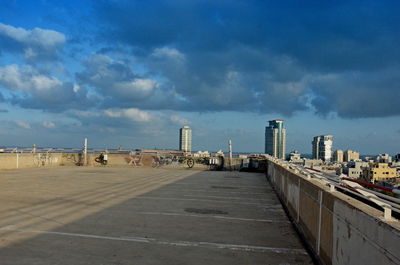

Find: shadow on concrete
<box><xmin>0</xmin><ymin>168</ymin><xmax>312</xmax><ymax>265</ymax></box>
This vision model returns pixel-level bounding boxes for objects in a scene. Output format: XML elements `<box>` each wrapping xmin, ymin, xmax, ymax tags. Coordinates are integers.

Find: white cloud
<box><xmin>73</xmin><ymin>83</ymin><xmax>80</xmax><ymax>93</ymax></box>
<box><xmin>0</xmin><ymin>64</ymin><xmax>61</xmax><ymax>92</ymax></box>
<box><xmin>170</xmin><ymin>115</ymin><xmax>190</xmax><ymax>125</ymax></box>
<box><xmin>0</xmin><ymin>23</ymin><xmax>65</xmax><ymax>60</ymax></box>
<box><xmin>0</xmin><ymin>23</ymin><xmax>65</xmax><ymax>47</ymax></box>
<box><xmin>42</xmin><ymin>121</ymin><xmax>56</xmax><ymax>129</ymax></box>
<box><xmin>15</xmin><ymin>121</ymin><xmax>31</xmax><ymax>129</ymax></box>
<box><xmin>151</xmin><ymin>47</ymin><xmax>185</xmax><ymax>61</ymax></box>
<box><xmin>104</xmin><ymin>108</ymin><xmax>152</xmax><ymax>122</ymax></box>
<box><xmin>0</xmin><ymin>64</ymin><xmax>93</xmax><ymax>111</ymax></box>
<box><xmin>113</xmin><ymin>78</ymin><xmax>157</xmax><ymax>99</ymax></box>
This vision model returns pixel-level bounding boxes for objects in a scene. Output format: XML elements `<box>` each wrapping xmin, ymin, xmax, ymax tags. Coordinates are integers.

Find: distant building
<box><xmin>288</xmin><ymin>150</ymin><xmax>303</xmax><ymax>164</ymax></box>
<box><xmin>343</xmin><ymin>161</ymin><xmax>368</xmax><ymax>179</ymax></box>
<box><xmin>312</xmin><ymin>135</ymin><xmax>333</xmax><ymax>162</ymax></box>
<box><xmin>361</xmin><ymin>163</ymin><xmax>397</xmax><ymax>183</ymax></box>
<box><xmin>179</xmin><ymin>125</ymin><xmax>192</xmax><ymax>152</ymax></box>
<box><xmin>375</xmin><ymin>153</ymin><xmax>392</xmax><ymax>163</ymax></box>
<box><xmin>395</xmin><ymin>154</ymin><xmax>400</xmax><ymax>162</ymax></box>
<box><xmin>265</xmin><ymin>119</ymin><xmax>286</xmax><ymax>159</ymax></box>
<box><xmin>363</xmin><ymin>156</ymin><xmax>375</xmax><ymax>163</ymax></box>
<box><xmin>333</xmin><ymin>150</ymin><xmax>343</xmax><ymax>163</ymax></box>
<box><xmin>303</xmin><ymin>159</ymin><xmax>323</xmax><ymax>168</ymax></box>
<box><xmin>288</xmin><ymin>150</ymin><xmax>301</xmax><ymax>161</ymax></box>
<box><xmin>193</xmin><ymin>151</ymin><xmax>210</xmax><ymax>157</ymax></box>
<box><xmin>344</xmin><ymin>150</ymin><xmax>360</xmax><ymax>162</ymax></box>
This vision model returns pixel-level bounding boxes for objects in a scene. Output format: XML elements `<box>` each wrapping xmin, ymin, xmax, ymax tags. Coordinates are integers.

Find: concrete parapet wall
<box><xmin>0</xmin><ymin>153</ymin><xmax>243</xmax><ymax>170</ymax></box>
<box><xmin>222</xmin><ymin>157</ymin><xmax>243</xmax><ymax>171</ymax></box>
<box><xmin>0</xmin><ymin>153</ymin><xmax>63</xmax><ymax>169</ymax></box>
<box><xmin>267</xmin><ymin>159</ymin><xmax>400</xmax><ymax>265</ymax></box>
<box><xmin>0</xmin><ymin>153</ymin><xmax>196</xmax><ymax>170</ymax></box>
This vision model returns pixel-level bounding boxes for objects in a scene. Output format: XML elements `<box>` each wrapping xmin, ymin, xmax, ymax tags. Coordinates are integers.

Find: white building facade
<box><xmin>312</xmin><ymin>135</ymin><xmax>333</xmax><ymax>162</ymax></box>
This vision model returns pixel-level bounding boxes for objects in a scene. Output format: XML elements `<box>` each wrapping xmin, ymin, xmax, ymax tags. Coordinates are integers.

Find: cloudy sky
<box><xmin>0</xmin><ymin>0</ymin><xmax>399</xmax><ymax>155</ymax></box>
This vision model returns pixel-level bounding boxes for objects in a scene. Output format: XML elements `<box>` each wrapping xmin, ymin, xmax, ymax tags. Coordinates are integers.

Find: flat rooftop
<box><xmin>0</xmin><ymin>167</ymin><xmax>312</xmax><ymax>265</ymax></box>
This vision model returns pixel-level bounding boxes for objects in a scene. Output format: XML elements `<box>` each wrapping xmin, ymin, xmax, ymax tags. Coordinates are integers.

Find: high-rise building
<box><xmin>265</xmin><ymin>120</ymin><xmax>286</xmax><ymax>159</ymax></box>
<box><xmin>344</xmin><ymin>150</ymin><xmax>360</xmax><ymax>162</ymax></box>
<box><xmin>312</xmin><ymin>135</ymin><xmax>333</xmax><ymax>162</ymax></box>
<box><xmin>333</xmin><ymin>150</ymin><xmax>343</xmax><ymax>163</ymax></box>
<box><xmin>179</xmin><ymin>125</ymin><xmax>192</xmax><ymax>152</ymax></box>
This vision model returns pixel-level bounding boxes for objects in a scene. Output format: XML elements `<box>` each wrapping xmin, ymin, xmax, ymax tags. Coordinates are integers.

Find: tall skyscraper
<box><xmin>179</xmin><ymin>125</ymin><xmax>192</xmax><ymax>152</ymax></box>
<box><xmin>265</xmin><ymin>120</ymin><xmax>286</xmax><ymax>159</ymax></box>
<box><xmin>312</xmin><ymin>135</ymin><xmax>333</xmax><ymax>161</ymax></box>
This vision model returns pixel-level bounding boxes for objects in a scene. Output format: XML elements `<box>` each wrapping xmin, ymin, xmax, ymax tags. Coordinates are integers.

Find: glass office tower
<box><xmin>265</xmin><ymin>120</ymin><xmax>286</xmax><ymax>159</ymax></box>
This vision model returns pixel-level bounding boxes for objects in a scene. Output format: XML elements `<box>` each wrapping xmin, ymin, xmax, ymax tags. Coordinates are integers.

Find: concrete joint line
<box><xmin>136</xmin><ymin>211</ymin><xmax>291</xmax><ymax>223</ymax></box>
<box><xmin>0</xmin><ymin>226</ymin><xmax>308</xmax><ymax>255</ymax></box>
<box><xmin>136</xmin><ymin>196</ymin><xmax>267</xmax><ymax>206</ymax></box>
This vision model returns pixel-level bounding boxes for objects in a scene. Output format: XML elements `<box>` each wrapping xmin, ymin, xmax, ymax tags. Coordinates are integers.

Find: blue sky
<box><xmin>0</xmin><ymin>0</ymin><xmax>399</xmax><ymax>155</ymax></box>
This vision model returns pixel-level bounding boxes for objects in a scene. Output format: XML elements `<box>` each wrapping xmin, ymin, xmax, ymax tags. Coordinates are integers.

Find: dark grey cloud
<box><xmin>1</xmin><ymin>1</ymin><xmax>399</xmax><ymax>120</ymax></box>
<box><xmin>311</xmin><ymin>69</ymin><xmax>400</xmax><ymax>118</ymax></box>
<box><xmin>76</xmin><ymin>54</ymin><xmax>187</xmax><ymax>110</ymax></box>
<box><xmin>89</xmin><ymin>0</ymin><xmax>400</xmax><ymax>118</ymax></box>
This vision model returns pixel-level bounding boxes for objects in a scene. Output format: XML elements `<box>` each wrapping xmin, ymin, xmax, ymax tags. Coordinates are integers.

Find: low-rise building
<box><xmin>288</xmin><ymin>150</ymin><xmax>301</xmax><ymax>161</ymax></box>
<box><xmin>375</xmin><ymin>153</ymin><xmax>392</xmax><ymax>163</ymax></box>
<box><xmin>343</xmin><ymin>161</ymin><xmax>368</xmax><ymax>179</ymax></box>
<box><xmin>303</xmin><ymin>159</ymin><xmax>323</xmax><ymax>168</ymax></box>
<box><xmin>361</xmin><ymin>163</ymin><xmax>397</xmax><ymax>183</ymax></box>
<box><xmin>344</xmin><ymin>150</ymin><xmax>360</xmax><ymax>162</ymax></box>
<box><xmin>333</xmin><ymin>150</ymin><xmax>343</xmax><ymax>163</ymax></box>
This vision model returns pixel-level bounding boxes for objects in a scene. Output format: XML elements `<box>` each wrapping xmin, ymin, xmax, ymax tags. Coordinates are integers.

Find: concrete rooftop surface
<box><xmin>0</xmin><ymin>167</ymin><xmax>312</xmax><ymax>265</ymax></box>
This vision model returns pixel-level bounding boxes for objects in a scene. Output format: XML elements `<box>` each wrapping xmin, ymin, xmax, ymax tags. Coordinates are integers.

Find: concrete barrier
<box><xmin>0</xmin><ymin>153</ymin><xmax>243</xmax><ymax>171</ymax></box>
<box><xmin>0</xmin><ymin>153</ymin><xmax>204</xmax><ymax>170</ymax></box>
<box><xmin>267</xmin><ymin>159</ymin><xmax>400</xmax><ymax>265</ymax></box>
<box><xmin>0</xmin><ymin>153</ymin><xmax>63</xmax><ymax>169</ymax></box>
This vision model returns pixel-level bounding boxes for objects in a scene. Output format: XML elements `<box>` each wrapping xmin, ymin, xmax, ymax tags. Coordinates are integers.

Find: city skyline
<box><xmin>0</xmin><ymin>1</ymin><xmax>399</xmax><ymax>155</ymax></box>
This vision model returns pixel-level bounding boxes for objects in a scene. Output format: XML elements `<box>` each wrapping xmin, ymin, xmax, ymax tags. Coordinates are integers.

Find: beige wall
<box><xmin>267</xmin><ymin>160</ymin><xmax>400</xmax><ymax>265</ymax></box>
<box><xmin>0</xmin><ymin>153</ymin><xmax>214</xmax><ymax>170</ymax></box>
<box><xmin>362</xmin><ymin>163</ymin><xmax>397</xmax><ymax>183</ymax></box>
<box><xmin>0</xmin><ymin>153</ymin><xmax>63</xmax><ymax>169</ymax></box>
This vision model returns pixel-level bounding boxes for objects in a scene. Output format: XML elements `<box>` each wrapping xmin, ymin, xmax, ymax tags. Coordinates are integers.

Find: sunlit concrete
<box><xmin>0</xmin><ymin>167</ymin><xmax>312</xmax><ymax>265</ymax></box>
